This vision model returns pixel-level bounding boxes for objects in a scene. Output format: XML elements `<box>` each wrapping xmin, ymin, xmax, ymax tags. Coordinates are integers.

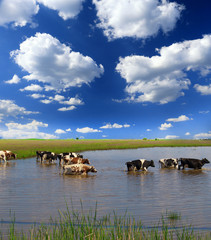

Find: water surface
<box><xmin>0</xmin><ymin>147</ymin><xmax>211</xmax><ymax>230</ymax></box>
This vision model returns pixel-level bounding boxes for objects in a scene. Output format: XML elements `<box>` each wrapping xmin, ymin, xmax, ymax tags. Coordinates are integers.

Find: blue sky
<box><xmin>0</xmin><ymin>0</ymin><xmax>211</xmax><ymax>140</ymax></box>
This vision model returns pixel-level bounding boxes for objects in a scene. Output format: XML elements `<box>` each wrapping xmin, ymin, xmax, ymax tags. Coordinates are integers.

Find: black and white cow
<box><xmin>178</xmin><ymin>158</ymin><xmax>210</xmax><ymax>170</ymax></box>
<box><xmin>125</xmin><ymin>159</ymin><xmax>155</xmax><ymax>171</ymax></box>
<box><xmin>159</xmin><ymin>158</ymin><xmax>178</xmax><ymax>168</ymax></box>
<box><xmin>57</xmin><ymin>152</ymin><xmax>83</xmax><ymax>165</ymax></box>
<box><xmin>36</xmin><ymin>151</ymin><xmax>57</xmax><ymax>162</ymax></box>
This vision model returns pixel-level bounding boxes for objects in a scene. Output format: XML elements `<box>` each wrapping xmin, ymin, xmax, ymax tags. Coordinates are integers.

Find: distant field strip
<box><xmin>0</xmin><ymin>139</ymin><xmax>211</xmax><ymax>159</ymax></box>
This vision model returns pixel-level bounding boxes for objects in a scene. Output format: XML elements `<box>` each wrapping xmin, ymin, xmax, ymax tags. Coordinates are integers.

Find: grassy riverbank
<box><xmin>1</xmin><ymin>139</ymin><xmax>211</xmax><ymax>159</ymax></box>
<box><xmin>2</xmin><ymin>208</ymin><xmax>211</xmax><ymax>240</ymax></box>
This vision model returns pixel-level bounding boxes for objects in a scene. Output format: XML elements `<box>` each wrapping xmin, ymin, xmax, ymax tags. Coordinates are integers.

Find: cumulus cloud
<box><xmin>40</xmin><ymin>99</ymin><xmax>52</xmax><ymax>104</ymax></box>
<box><xmin>37</xmin><ymin>0</ymin><xmax>85</xmax><ymax>20</ymax></box>
<box><xmin>66</xmin><ymin>128</ymin><xmax>72</xmax><ymax>132</ymax></box>
<box><xmin>76</xmin><ymin>127</ymin><xmax>102</xmax><ymax>133</ymax></box>
<box><xmin>5</xmin><ymin>74</ymin><xmax>21</xmax><ymax>84</ymax></box>
<box><xmin>194</xmin><ymin>84</ymin><xmax>211</xmax><ymax>95</ymax></box>
<box><xmin>93</xmin><ymin>0</ymin><xmax>184</xmax><ymax>40</ymax></box>
<box><xmin>100</xmin><ymin>123</ymin><xmax>130</xmax><ymax>129</ymax></box>
<box><xmin>0</xmin><ymin>0</ymin><xmax>85</xmax><ymax>28</ymax></box>
<box><xmin>20</xmin><ymin>84</ymin><xmax>43</xmax><ymax>92</ymax></box>
<box><xmin>29</xmin><ymin>93</ymin><xmax>46</xmax><ymax>99</ymax></box>
<box><xmin>185</xmin><ymin>132</ymin><xmax>190</xmax><ymax>136</ymax></box>
<box><xmin>0</xmin><ymin>99</ymin><xmax>39</xmax><ymax>119</ymax></box>
<box><xmin>0</xmin><ymin>0</ymin><xmax>39</xmax><ymax>27</ymax></box>
<box><xmin>40</xmin><ymin>94</ymin><xmax>84</xmax><ymax>111</ymax></box>
<box><xmin>194</xmin><ymin>132</ymin><xmax>211</xmax><ymax>139</ymax></box>
<box><xmin>55</xmin><ymin>129</ymin><xmax>66</xmax><ymax>134</ymax></box>
<box><xmin>159</xmin><ymin>123</ymin><xmax>173</xmax><ymax>130</ymax></box>
<box><xmin>58</xmin><ymin>106</ymin><xmax>76</xmax><ymax>111</ymax></box>
<box><xmin>116</xmin><ymin>35</ymin><xmax>211</xmax><ymax>104</ymax></box>
<box><xmin>6</xmin><ymin>120</ymin><xmax>47</xmax><ymax>131</ymax></box>
<box><xmin>0</xmin><ymin>120</ymin><xmax>56</xmax><ymax>139</ymax></box>
<box><xmin>165</xmin><ymin>135</ymin><xmax>179</xmax><ymax>139</ymax></box>
<box><xmin>146</xmin><ymin>129</ymin><xmax>152</xmax><ymax>132</ymax></box>
<box><xmin>166</xmin><ymin>115</ymin><xmax>192</xmax><ymax>122</ymax></box>
<box><xmin>10</xmin><ymin>33</ymin><xmax>104</xmax><ymax>92</ymax></box>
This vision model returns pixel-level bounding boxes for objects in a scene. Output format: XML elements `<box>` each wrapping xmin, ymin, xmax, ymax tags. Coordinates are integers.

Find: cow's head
<box><xmin>202</xmin><ymin>158</ymin><xmax>210</xmax><ymax>164</ymax></box>
<box><xmin>83</xmin><ymin>158</ymin><xmax>90</xmax><ymax>164</ymax></box>
<box><xmin>90</xmin><ymin>166</ymin><xmax>97</xmax><ymax>173</ymax></box>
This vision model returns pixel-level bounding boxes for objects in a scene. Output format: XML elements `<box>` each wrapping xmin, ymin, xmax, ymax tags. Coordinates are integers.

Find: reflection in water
<box><xmin>0</xmin><ymin>147</ymin><xmax>210</xmax><ymax>231</ymax></box>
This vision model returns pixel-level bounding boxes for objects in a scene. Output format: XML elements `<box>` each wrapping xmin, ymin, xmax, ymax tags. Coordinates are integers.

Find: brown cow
<box><xmin>0</xmin><ymin>150</ymin><xmax>16</xmax><ymax>162</ymax></box>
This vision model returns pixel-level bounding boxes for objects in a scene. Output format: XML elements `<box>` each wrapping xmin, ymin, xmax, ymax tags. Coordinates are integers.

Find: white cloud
<box><xmin>40</xmin><ymin>99</ymin><xmax>52</xmax><ymax>104</ymax></box>
<box><xmin>165</xmin><ymin>135</ymin><xmax>179</xmax><ymax>139</ymax></box>
<box><xmin>199</xmin><ymin>110</ymin><xmax>210</xmax><ymax>114</ymax></box>
<box><xmin>159</xmin><ymin>123</ymin><xmax>173</xmax><ymax>130</ymax></box>
<box><xmin>194</xmin><ymin>84</ymin><xmax>211</xmax><ymax>95</ymax></box>
<box><xmin>6</xmin><ymin>120</ymin><xmax>48</xmax><ymax>131</ymax></box>
<box><xmin>60</xmin><ymin>97</ymin><xmax>84</xmax><ymax>106</ymax></box>
<box><xmin>93</xmin><ymin>0</ymin><xmax>184</xmax><ymax>40</ymax></box>
<box><xmin>11</xmin><ymin>33</ymin><xmax>104</xmax><ymax>92</ymax></box>
<box><xmin>194</xmin><ymin>132</ymin><xmax>211</xmax><ymax>139</ymax></box>
<box><xmin>100</xmin><ymin>123</ymin><xmax>130</xmax><ymax>129</ymax></box>
<box><xmin>58</xmin><ymin>106</ymin><xmax>76</xmax><ymax>111</ymax></box>
<box><xmin>166</xmin><ymin>115</ymin><xmax>192</xmax><ymax>122</ymax></box>
<box><xmin>30</xmin><ymin>93</ymin><xmax>46</xmax><ymax>99</ymax></box>
<box><xmin>116</xmin><ymin>35</ymin><xmax>211</xmax><ymax>104</ymax></box>
<box><xmin>146</xmin><ymin>129</ymin><xmax>152</xmax><ymax>132</ymax></box>
<box><xmin>55</xmin><ymin>129</ymin><xmax>66</xmax><ymax>134</ymax></box>
<box><xmin>5</xmin><ymin>74</ymin><xmax>21</xmax><ymax>84</ymax></box>
<box><xmin>185</xmin><ymin>132</ymin><xmax>190</xmax><ymax>136</ymax></box>
<box><xmin>37</xmin><ymin>0</ymin><xmax>85</xmax><ymax>20</ymax></box>
<box><xmin>0</xmin><ymin>99</ymin><xmax>39</xmax><ymax>119</ymax></box>
<box><xmin>76</xmin><ymin>127</ymin><xmax>102</xmax><ymax>133</ymax></box>
<box><xmin>0</xmin><ymin>120</ymin><xmax>56</xmax><ymax>139</ymax></box>
<box><xmin>20</xmin><ymin>84</ymin><xmax>43</xmax><ymax>92</ymax></box>
<box><xmin>66</xmin><ymin>128</ymin><xmax>72</xmax><ymax>132</ymax></box>
<box><xmin>51</xmin><ymin>94</ymin><xmax>65</xmax><ymax>102</ymax></box>
<box><xmin>0</xmin><ymin>0</ymin><xmax>39</xmax><ymax>27</ymax></box>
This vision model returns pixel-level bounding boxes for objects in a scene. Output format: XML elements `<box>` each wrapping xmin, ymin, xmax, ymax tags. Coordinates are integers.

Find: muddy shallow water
<box><xmin>0</xmin><ymin>147</ymin><xmax>211</xmax><ymax>230</ymax></box>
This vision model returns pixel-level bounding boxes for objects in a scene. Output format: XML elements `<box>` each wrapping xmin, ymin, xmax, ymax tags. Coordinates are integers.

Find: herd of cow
<box><xmin>36</xmin><ymin>151</ymin><xmax>97</xmax><ymax>175</ymax></box>
<box><xmin>0</xmin><ymin>150</ymin><xmax>210</xmax><ymax>175</ymax></box>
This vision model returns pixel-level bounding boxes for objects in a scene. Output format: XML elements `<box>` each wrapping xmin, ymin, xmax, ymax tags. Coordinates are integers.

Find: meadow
<box><xmin>1</xmin><ymin>139</ymin><xmax>211</xmax><ymax>159</ymax></box>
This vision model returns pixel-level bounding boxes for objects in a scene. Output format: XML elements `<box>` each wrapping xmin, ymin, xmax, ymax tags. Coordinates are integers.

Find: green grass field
<box><xmin>0</xmin><ymin>139</ymin><xmax>211</xmax><ymax>159</ymax></box>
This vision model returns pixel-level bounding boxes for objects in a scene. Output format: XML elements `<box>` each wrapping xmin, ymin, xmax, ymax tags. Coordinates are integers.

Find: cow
<box><xmin>159</xmin><ymin>158</ymin><xmax>178</xmax><ymax>168</ymax></box>
<box><xmin>0</xmin><ymin>150</ymin><xmax>17</xmax><ymax>162</ymax></box>
<box><xmin>36</xmin><ymin>151</ymin><xmax>51</xmax><ymax>161</ymax></box>
<box><xmin>36</xmin><ymin>151</ymin><xmax>57</xmax><ymax>162</ymax></box>
<box><xmin>60</xmin><ymin>156</ymin><xmax>90</xmax><ymax>166</ymax></box>
<box><xmin>0</xmin><ymin>150</ymin><xmax>9</xmax><ymax>162</ymax></box>
<box><xmin>42</xmin><ymin>152</ymin><xmax>57</xmax><ymax>162</ymax></box>
<box><xmin>178</xmin><ymin>158</ymin><xmax>210</xmax><ymax>170</ymax></box>
<box><xmin>57</xmin><ymin>152</ymin><xmax>83</xmax><ymax>164</ymax></box>
<box><xmin>125</xmin><ymin>159</ymin><xmax>155</xmax><ymax>171</ymax></box>
<box><xmin>63</xmin><ymin>164</ymin><xmax>97</xmax><ymax>175</ymax></box>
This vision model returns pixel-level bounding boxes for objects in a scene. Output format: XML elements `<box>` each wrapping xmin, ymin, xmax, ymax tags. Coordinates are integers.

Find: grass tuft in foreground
<box><xmin>1</xmin><ymin>207</ymin><xmax>211</xmax><ymax>240</ymax></box>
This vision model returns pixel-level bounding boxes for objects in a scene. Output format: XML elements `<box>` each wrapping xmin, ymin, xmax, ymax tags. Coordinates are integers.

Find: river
<box><xmin>0</xmin><ymin>147</ymin><xmax>211</xmax><ymax>231</ymax></box>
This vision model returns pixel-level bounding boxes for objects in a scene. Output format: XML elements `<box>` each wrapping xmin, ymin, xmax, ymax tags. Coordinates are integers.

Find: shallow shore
<box><xmin>1</xmin><ymin>139</ymin><xmax>211</xmax><ymax>159</ymax></box>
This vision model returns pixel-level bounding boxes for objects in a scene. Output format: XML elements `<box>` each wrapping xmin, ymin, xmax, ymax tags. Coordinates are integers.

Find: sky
<box><xmin>0</xmin><ymin>0</ymin><xmax>211</xmax><ymax>140</ymax></box>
